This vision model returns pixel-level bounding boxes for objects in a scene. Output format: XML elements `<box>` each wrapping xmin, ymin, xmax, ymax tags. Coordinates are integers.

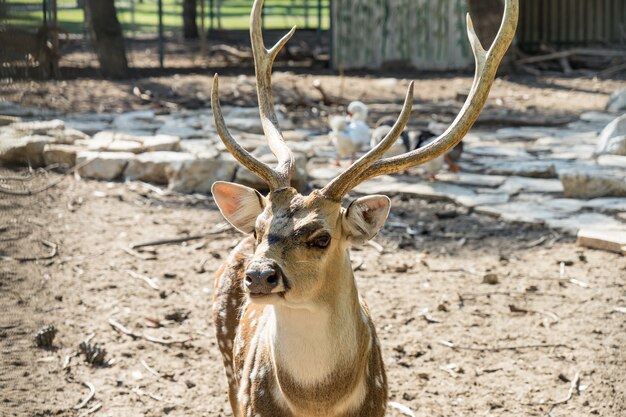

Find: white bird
<box><xmin>329</xmin><ymin>101</ymin><xmax>370</xmax><ymax>166</ymax></box>
<box><xmin>370</xmin><ymin>115</ymin><xmax>412</xmax><ymax>158</ymax></box>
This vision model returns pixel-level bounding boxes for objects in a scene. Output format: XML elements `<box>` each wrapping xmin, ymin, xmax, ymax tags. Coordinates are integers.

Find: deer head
<box><xmin>211</xmin><ymin>1</ymin><xmax>518</xmax><ymax>415</ymax></box>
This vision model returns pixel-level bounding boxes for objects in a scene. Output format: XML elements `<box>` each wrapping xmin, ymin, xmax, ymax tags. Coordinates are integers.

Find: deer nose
<box><xmin>245</xmin><ymin>262</ymin><xmax>281</xmax><ymax>295</ymax></box>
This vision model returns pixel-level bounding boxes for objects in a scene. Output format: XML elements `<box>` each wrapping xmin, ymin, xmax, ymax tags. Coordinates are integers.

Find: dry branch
<box><xmin>129</xmin><ymin>224</ymin><xmax>232</xmax><ymax>250</ymax></box>
<box><xmin>438</xmin><ymin>340</ymin><xmax>570</xmax><ymax>352</ymax></box>
<box><xmin>74</xmin><ymin>381</ymin><xmax>95</xmax><ymax>410</ymax></box>
<box><xmin>126</xmin><ymin>270</ymin><xmax>160</xmax><ymax>291</ymax></box>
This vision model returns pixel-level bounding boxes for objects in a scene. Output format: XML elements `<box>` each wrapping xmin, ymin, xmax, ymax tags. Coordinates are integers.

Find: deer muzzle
<box><xmin>244</xmin><ymin>260</ymin><xmax>286</xmax><ymax>298</ymax></box>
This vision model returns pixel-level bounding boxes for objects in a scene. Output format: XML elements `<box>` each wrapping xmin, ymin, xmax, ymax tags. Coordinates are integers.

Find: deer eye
<box><xmin>311</xmin><ymin>233</ymin><xmax>331</xmax><ymax>249</ymax></box>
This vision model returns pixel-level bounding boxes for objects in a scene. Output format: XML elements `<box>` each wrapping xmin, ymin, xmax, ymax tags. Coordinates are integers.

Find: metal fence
<box><xmin>518</xmin><ymin>0</ymin><xmax>626</xmax><ymax>52</ymax></box>
<box><xmin>0</xmin><ymin>0</ymin><xmax>331</xmax><ymax>78</ymax></box>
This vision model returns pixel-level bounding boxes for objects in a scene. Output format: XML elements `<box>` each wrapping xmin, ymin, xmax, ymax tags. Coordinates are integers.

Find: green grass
<box><xmin>4</xmin><ymin>0</ymin><xmax>331</xmax><ymax>34</ymax></box>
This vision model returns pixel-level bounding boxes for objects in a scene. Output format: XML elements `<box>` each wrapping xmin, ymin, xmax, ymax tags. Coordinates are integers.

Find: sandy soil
<box><xmin>1</xmin><ymin>167</ymin><xmax>625</xmax><ymax>417</ymax></box>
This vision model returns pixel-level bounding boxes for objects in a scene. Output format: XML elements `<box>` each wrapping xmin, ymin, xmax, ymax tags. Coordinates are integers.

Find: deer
<box><xmin>210</xmin><ymin>1</ymin><xmax>518</xmax><ymax>416</ymax></box>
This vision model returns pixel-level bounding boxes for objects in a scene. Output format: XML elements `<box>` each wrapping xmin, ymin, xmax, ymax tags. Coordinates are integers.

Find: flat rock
<box><xmin>124</xmin><ymin>152</ymin><xmax>195</xmax><ymax>184</ymax></box>
<box><xmin>582</xmin><ymin>197</ymin><xmax>626</xmax><ymax>213</ymax></box>
<box><xmin>436</xmin><ymin>172</ymin><xmax>507</xmax><ymax>188</ymax></box>
<box><xmin>597</xmin><ymin>154</ymin><xmax>626</xmax><ymax>168</ymax></box>
<box><xmin>0</xmin><ymin>115</ymin><xmax>21</xmax><ymax>126</ymax></box>
<box><xmin>560</xmin><ymin>170</ymin><xmax>626</xmax><ymax>199</ymax></box>
<box><xmin>76</xmin><ymin>151</ymin><xmax>134</xmax><ymax>180</ymax></box>
<box><xmin>0</xmin><ymin>135</ymin><xmax>54</xmax><ymax>167</ymax></box>
<box><xmin>496</xmin><ymin>127</ymin><xmax>550</xmax><ymax>141</ymax></box>
<box><xmin>168</xmin><ymin>154</ymin><xmax>239</xmax><ymax>193</ymax></box>
<box><xmin>156</xmin><ymin>122</ymin><xmax>203</xmax><ymax>139</ymax></box>
<box><xmin>0</xmin><ymin>101</ymin><xmax>58</xmax><ymax>117</ymax></box>
<box><xmin>546</xmin><ymin>213</ymin><xmax>626</xmax><ymax>235</ymax></box>
<box><xmin>579</xmin><ymin>111</ymin><xmax>617</xmax><ymax>124</ymax></box>
<box><xmin>180</xmin><ymin>139</ymin><xmax>218</xmax><ymax>156</ymax></box>
<box><xmin>47</xmin><ymin>127</ymin><xmax>90</xmax><ymax>145</ymax></box>
<box><xmin>463</xmin><ymin>146</ymin><xmax>531</xmax><ymax>158</ymax></box>
<box><xmin>112</xmin><ymin>110</ymin><xmax>160</xmax><ymax>132</ymax></box>
<box><xmin>475</xmin><ymin>202</ymin><xmax>560</xmax><ymax>225</ymax></box>
<box><xmin>353</xmin><ymin>176</ymin><xmax>476</xmax><ymax>203</ymax></box>
<box><xmin>225</xmin><ymin>118</ymin><xmax>264</xmax><ymax>134</ymax></box>
<box><xmin>498</xmin><ymin>176</ymin><xmax>564</xmax><ymax>194</ymax></box>
<box><xmin>87</xmin><ymin>137</ymin><xmax>144</xmax><ymax>154</ymax></box>
<box><xmin>577</xmin><ymin>228</ymin><xmax>626</xmax><ymax>254</ymax></box>
<box><xmin>484</xmin><ymin>160</ymin><xmax>557</xmax><ymax>178</ymax></box>
<box><xmin>43</xmin><ymin>144</ymin><xmax>80</xmax><ymax>166</ymax></box>
<box><xmin>142</xmin><ymin>135</ymin><xmax>181</xmax><ymax>152</ymax></box>
<box><xmin>10</xmin><ymin>119</ymin><xmax>65</xmax><ymax>134</ymax></box>
<box><xmin>453</xmin><ymin>192</ymin><xmax>509</xmax><ymax>208</ymax></box>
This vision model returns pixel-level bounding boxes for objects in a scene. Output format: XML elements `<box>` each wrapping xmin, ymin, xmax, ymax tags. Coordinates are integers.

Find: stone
<box><xmin>436</xmin><ymin>172</ymin><xmax>507</xmax><ymax>188</ymax></box>
<box><xmin>594</xmin><ymin>114</ymin><xmax>626</xmax><ymax>156</ymax></box>
<box><xmin>484</xmin><ymin>160</ymin><xmax>557</xmax><ymax>178</ymax></box>
<box><xmin>235</xmin><ymin>152</ymin><xmax>308</xmax><ymax>192</ymax></box>
<box><xmin>10</xmin><ymin>119</ymin><xmax>65</xmax><ymax>134</ymax></box>
<box><xmin>463</xmin><ymin>146</ymin><xmax>531</xmax><ymax>158</ymax></box>
<box><xmin>87</xmin><ymin>137</ymin><xmax>143</xmax><ymax>154</ymax></box>
<box><xmin>43</xmin><ymin>144</ymin><xmax>79</xmax><ymax>166</ymax></box>
<box><xmin>168</xmin><ymin>154</ymin><xmax>239</xmax><ymax>193</ymax></box>
<box><xmin>156</xmin><ymin>122</ymin><xmax>206</xmax><ymax>139</ymax></box>
<box><xmin>560</xmin><ymin>170</ymin><xmax>626</xmax><ymax>199</ymax></box>
<box><xmin>496</xmin><ymin>127</ymin><xmax>550</xmax><ymax>141</ymax></box>
<box><xmin>545</xmin><ymin>213</ymin><xmax>626</xmax><ymax>236</ymax></box>
<box><xmin>76</xmin><ymin>151</ymin><xmax>135</xmax><ymax>181</ymax></box>
<box><xmin>0</xmin><ymin>101</ymin><xmax>58</xmax><ymax>117</ymax></box>
<box><xmin>583</xmin><ymin>197</ymin><xmax>626</xmax><ymax>213</ymax></box>
<box><xmin>226</xmin><ymin>118</ymin><xmax>264</xmax><ymax>134</ymax></box>
<box><xmin>579</xmin><ymin>111</ymin><xmax>617</xmax><ymax>124</ymax></box>
<box><xmin>112</xmin><ymin>110</ymin><xmax>160</xmax><ymax>132</ymax></box>
<box><xmin>91</xmin><ymin>131</ymin><xmax>144</xmax><ymax>143</ymax></box>
<box><xmin>597</xmin><ymin>154</ymin><xmax>626</xmax><ymax>168</ymax></box>
<box><xmin>142</xmin><ymin>135</ymin><xmax>181</xmax><ymax>152</ymax></box>
<box><xmin>0</xmin><ymin>115</ymin><xmax>21</xmax><ymax>126</ymax></box>
<box><xmin>498</xmin><ymin>176</ymin><xmax>564</xmax><ymax>194</ymax></box>
<box><xmin>64</xmin><ymin>118</ymin><xmax>111</xmax><ymax>136</ymax></box>
<box><xmin>606</xmin><ymin>88</ymin><xmax>626</xmax><ymax>113</ymax></box>
<box><xmin>474</xmin><ymin>202</ymin><xmax>560</xmax><ymax>225</ymax></box>
<box><xmin>577</xmin><ymin>228</ymin><xmax>626</xmax><ymax>254</ymax></box>
<box><xmin>124</xmin><ymin>152</ymin><xmax>196</xmax><ymax>184</ymax></box>
<box><xmin>0</xmin><ymin>135</ymin><xmax>54</xmax><ymax>167</ymax></box>
<box><xmin>47</xmin><ymin>127</ymin><xmax>90</xmax><ymax>145</ymax></box>
<box><xmin>282</xmin><ymin>130</ymin><xmax>312</xmax><ymax>142</ymax></box>
<box><xmin>180</xmin><ymin>139</ymin><xmax>218</xmax><ymax>156</ymax></box>
<box><xmin>453</xmin><ymin>192</ymin><xmax>509</xmax><ymax>208</ymax></box>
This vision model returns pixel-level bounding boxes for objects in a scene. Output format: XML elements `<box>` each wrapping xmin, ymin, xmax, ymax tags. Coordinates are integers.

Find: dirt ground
<box><xmin>1</xmin><ymin>165</ymin><xmax>625</xmax><ymax>417</ymax></box>
<box><xmin>1</xmin><ymin>69</ymin><xmax>626</xmax><ymax>417</ymax></box>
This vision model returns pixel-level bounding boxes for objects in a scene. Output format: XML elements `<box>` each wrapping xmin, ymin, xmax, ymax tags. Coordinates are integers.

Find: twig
<box><xmin>523</xmin><ymin>235</ymin><xmax>547</xmax><ymax>249</ymax></box>
<box><xmin>126</xmin><ymin>270</ymin><xmax>160</xmax><ymax>291</ymax></box>
<box><xmin>74</xmin><ymin>381</ymin><xmax>96</xmax><ymax>409</ymax></box>
<box><xmin>62</xmin><ymin>351</ymin><xmax>78</xmax><ymax>370</ymax></box>
<box><xmin>121</xmin><ymin>246</ymin><xmax>157</xmax><ymax>261</ymax></box>
<box><xmin>8</xmin><ymin>240</ymin><xmax>58</xmax><ymax>262</ymax></box>
<box><xmin>140</xmin><ymin>358</ymin><xmax>162</xmax><ymax>378</ymax></box>
<box><xmin>132</xmin><ymin>387</ymin><xmax>165</xmax><ymax>402</ymax></box>
<box><xmin>142</xmin><ymin>333</ymin><xmax>192</xmax><ymax>346</ymax></box>
<box><xmin>438</xmin><ymin>340</ymin><xmax>570</xmax><ymax>352</ymax></box>
<box><xmin>108</xmin><ymin>318</ymin><xmax>139</xmax><ymax>338</ymax></box>
<box><xmin>388</xmin><ymin>401</ymin><xmax>416</xmax><ymax>417</ymax></box>
<box><xmin>0</xmin><ymin>159</ymin><xmax>93</xmax><ymax>196</ymax></box>
<box><xmin>79</xmin><ymin>403</ymin><xmax>102</xmax><ymax>416</ymax></box>
<box><xmin>130</xmin><ymin>224</ymin><xmax>232</xmax><ymax>249</ymax></box>
<box><xmin>421</xmin><ymin>260</ymin><xmax>479</xmax><ymax>276</ymax></box>
<box><xmin>109</xmin><ymin>317</ymin><xmax>191</xmax><ymax>346</ymax></box>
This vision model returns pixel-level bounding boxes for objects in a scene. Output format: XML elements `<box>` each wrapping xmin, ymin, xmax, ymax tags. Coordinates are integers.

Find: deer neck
<box><xmin>267</xmin><ymin>253</ymin><xmax>370</xmax><ymax>389</ymax></box>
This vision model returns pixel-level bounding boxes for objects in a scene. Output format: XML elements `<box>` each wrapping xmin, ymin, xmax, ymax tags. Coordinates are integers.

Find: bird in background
<box><xmin>329</xmin><ymin>101</ymin><xmax>371</xmax><ymax>166</ymax></box>
<box><xmin>370</xmin><ymin>114</ymin><xmax>412</xmax><ymax>158</ymax></box>
<box><xmin>415</xmin><ymin>126</ymin><xmax>464</xmax><ymax>179</ymax></box>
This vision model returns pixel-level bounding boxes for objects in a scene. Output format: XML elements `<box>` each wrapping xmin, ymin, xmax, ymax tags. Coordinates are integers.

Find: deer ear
<box><xmin>343</xmin><ymin>195</ymin><xmax>390</xmax><ymax>243</ymax></box>
<box><xmin>212</xmin><ymin>181</ymin><xmax>265</xmax><ymax>234</ymax></box>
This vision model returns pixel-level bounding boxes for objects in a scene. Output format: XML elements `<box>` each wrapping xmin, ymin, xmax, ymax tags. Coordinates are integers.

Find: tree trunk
<box><xmin>84</xmin><ymin>0</ymin><xmax>129</xmax><ymax>78</ymax></box>
<box><xmin>466</xmin><ymin>0</ymin><xmax>504</xmax><ymax>48</ymax></box>
<box><xmin>183</xmin><ymin>0</ymin><xmax>198</xmax><ymax>39</ymax></box>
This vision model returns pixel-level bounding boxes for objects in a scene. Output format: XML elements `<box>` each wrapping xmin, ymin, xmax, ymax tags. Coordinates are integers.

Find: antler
<box><xmin>211</xmin><ymin>0</ymin><xmax>296</xmax><ymax>190</ymax></box>
<box><xmin>322</xmin><ymin>0</ymin><xmax>519</xmax><ymax>201</ymax></box>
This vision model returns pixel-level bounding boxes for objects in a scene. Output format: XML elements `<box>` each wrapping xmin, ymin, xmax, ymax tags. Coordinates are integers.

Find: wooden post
<box><xmin>158</xmin><ymin>0</ymin><xmax>164</xmax><ymax>68</ymax></box>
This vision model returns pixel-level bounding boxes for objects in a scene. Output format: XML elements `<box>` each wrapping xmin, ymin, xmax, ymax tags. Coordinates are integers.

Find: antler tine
<box><xmin>250</xmin><ymin>0</ymin><xmax>297</xmax><ymax>189</ymax></box>
<box><xmin>211</xmin><ymin>74</ymin><xmax>281</xmax><ymax>189</ymax></box>
<box><xmin>321</xmin><ymin>82</ymin><xmax>415</xmax><ymax>201</ymax></box>
<box><xmin>357</xmin><ymin>0</ymin><xmax>518</xmax><ymax>182</ymax></box>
